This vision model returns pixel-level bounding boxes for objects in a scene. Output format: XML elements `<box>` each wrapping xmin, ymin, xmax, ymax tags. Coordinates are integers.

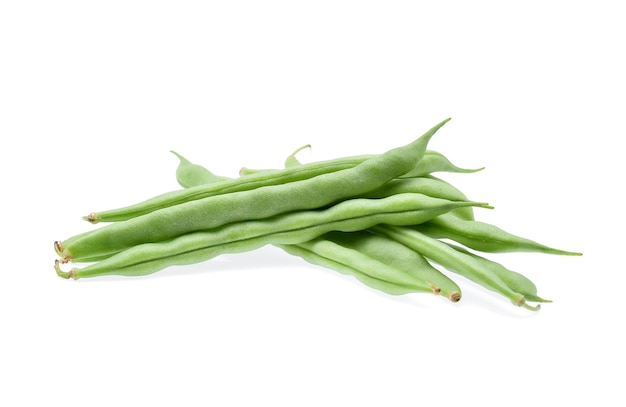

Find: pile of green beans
<box><xmin>54</xmin><ymin>119</ymin><xmax>581</xmax><ymax>311</ymax></box>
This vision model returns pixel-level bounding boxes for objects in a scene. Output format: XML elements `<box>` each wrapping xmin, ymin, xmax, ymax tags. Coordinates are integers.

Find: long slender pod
<box><xmin>86</xmin><ymin>124</ymin><xmax>451</xmax><ymax>224</ymax></box>
<box><xmin>322</xmin><ymin>231</ymin><xmax>462</xmax><ymax>302</ymax></box>
<box><xmin>280</xmin><ymin>238</ymin><xmax>440</xmax><ymax>295</ymax></box>
<box><xmin>373</xmin><ymin>225</ymin><xmax>540</xmax><ymax>310</ymax></box>
<box><xmin>277</xmin><ymin>243</ymin><xmax>421</xmax><ymax>296</ymax></box>
<box><xmin>444</xmin><ymin>242</ymin><xmax>550</xmax><ymax>303</ymax></box>
<box><xmin>239</xmin><ymin>150</ymin><xmax>482</xmax><ymax>177</ymax></box>
<box><xmin>55</xmin><ymin>194</ymin><xmax>489</xmax><ymax>277</ymax></box>
<box><xmin>359</xmin><ymin>176</ymin><xmax>480</xmax><ymax>220</ymax></box>
<box><xmin>59</xmin><ymin>119</ymin><xmax>450</xmax><ymax>261</ymax></box>
<box><xmin>415</xmin><ymin>212</ymin><xmax>582</xmax><ymax>255</ymax></box>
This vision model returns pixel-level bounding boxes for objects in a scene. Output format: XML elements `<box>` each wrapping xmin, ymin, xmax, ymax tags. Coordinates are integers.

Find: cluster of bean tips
<box><xmin>54</xmin><ymin>119</ymin><xmax>582</xmax><ymax>310</ymax></box>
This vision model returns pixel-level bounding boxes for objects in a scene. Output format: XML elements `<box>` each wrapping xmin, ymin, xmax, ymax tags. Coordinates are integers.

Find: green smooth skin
<box><xmin>55</xmin><ymin>193</ymin><xmax>488</xmax><ymax>277</ymax></box>
<box><xmin>60</xmin><ymin>119</ymin><xmax>450</xmax><ymax>261</ymax></box>
<box><xmin>277</xmin><ymin>244</ymin><xmax>421</xmax><ymax>296</ymax></box>
<box><xmin>400</xmin><ymin>150</ymin><xmax>484</xmax><ymax>178</ymax></box>
<box><xmin>90</xmin><ymin>156</ymin><xmax>370</xmax><ymax>223</ymax></box>
<box><xmin>415</xmin><ymin>212</ymin><xmax>582</xmax><ymax>255</ymax></box>
<box><xmin>445</xmin><ymin>243</ymin><xmax>550</xmax><ymax>303</ymax></box>
<box><xmin>285</xmin><ymin>238</ymin><xmax>437</xmax><ymax>293</ymax></box>
<box><xmin>92</xmin><ymin>149</ymin><xmax>475</xmax><ymax>224</ymax></box>
<box><xmin>176</xmin><ymin>153</ymin><xmax>459</xmax><ymax>300</ymax></box>
<box><xmin>83</xmin><ymin>120</ymin><xmax>450</xmax><ymax>224</ymax></box>
<box><xmin>323</xmin><ymin>231</ymin><xmax>462</xmax><ymax>302</ymax></box>
<box><xmin>373</xmin><ymin>225</ymin><xmax>540</xmax><ymax>310</ymax></box>
<box><xmin>238</xmin><ymin>155</ymin><xmax>368</xmax><ymax>177</ymax></box>
<box><xmin>358</xmin><ymin>176</ymin><xmax>479</xmax><ymax>221</ymax></box>
<box><xmin>239</xmin><ymin>149</ymin><xmax>482</xmax><ymax>177</ymax></box>
<box><xmin>171</xmin><ymin>151</ymin><xmax>230</xmax><ymax>188</ymax></box>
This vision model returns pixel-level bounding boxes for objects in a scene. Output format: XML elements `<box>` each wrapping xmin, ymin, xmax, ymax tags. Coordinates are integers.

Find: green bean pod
<box><xmin>171</xmin><ymin>151</ymin><xmax>230</xmax><ymax>188</ymax></box>
<box><xmin>91</xmin><ymin>149</ymin><xmax>475</xmax><ymax>224</ymax></box>
<box><xmin>83</xmin><ymin>121</ymin><xmax>450</xmax><ymax>224</ymax></box>
<box><xmin>359</xmin><ymin>176</ymin><xmax>480</xmax><ymax>220</ymax></box>
<box><xmin>277</xmin><ymin>243</ymin><xmax>420</xmax><ymax>296</ymax></box>
<box><xmin>445</xmin><ymin>242</ymin><xmax>550</xmax><ymax>303</ymax></box>
<box><xmin>415</xmin><ymin>213</ymin><xmax>582</xmax><ymax>255</ymax></box>
<box><xmin>59</xmin><ymin>119</ymin><xmax>450</xmax><ymax>261</ymax></box>
<box><xmin>321</xmin><ymin>231</ymin><xmax>462</xmax><ymax>302</ymax></box>
<box><xmin>55</xmin><ymin>193</ymin><xmax>489</xmax><ymax>277</ymax></box>
<box><xmin>175</xmin><ymin>156</ymin><xmax>460</xmax><ymax>301</ymax></box>
<box><xmin>239</xmin><ymin>149</ymin><xmax>482</xmax><ymax>177</ymax></box>
<box><xmin>280</xmin><ymin>237</ymin><xmax>441</xmax><ymax>296</ymax></box>
<box><xmin>373</xmin><ymin>225</ymin><xmax>540</xmax><ymax>310</ymax></box>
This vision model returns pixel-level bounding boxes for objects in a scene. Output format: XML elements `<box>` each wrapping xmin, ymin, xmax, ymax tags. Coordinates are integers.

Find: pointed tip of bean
<box><xmin>465</xmin><ymin>166</ymin><xmax>486</xmax><ymax>173</ymax></box>
<box><xmin>170</xmin><ymin>150</ymin><xmax>188</xmax><ymax>163</ymax></box>
<box><xmin>543</xmin><ymin>247</ymin><xmax>583</xmax><ymax>256</ymax></box>
<box><xmin>561</xmin><ymin>250</ymin><xmax>583</xmax><ymax>256</ymax></box>
<box><xmin>474</xmin><ymin>202</ymin><xmax>494</xmax><ymax>210</ymax></box>
<box><xmin>524</xmin><ymin>294</ymin><xmax>552</xmax><ymax>303</ymax></box>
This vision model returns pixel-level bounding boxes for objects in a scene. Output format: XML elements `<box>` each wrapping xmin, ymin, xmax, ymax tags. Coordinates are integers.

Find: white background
<box><xmin>1</xmin><ymin>1</ymin><xmax>624</xmax><ymax>406</ymax></box>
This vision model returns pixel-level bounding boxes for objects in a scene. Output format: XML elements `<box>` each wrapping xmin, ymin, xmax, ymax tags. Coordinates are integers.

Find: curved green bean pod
<box><xmin>59</xmin><ymin>119</ymin><xmax>450</xmax><ymax>261</ymax></box>
<box><xmin>239</xmin><ymin>150</ymin><xmax>482</xmax><ymax>177</ymax></box>
<box><xmin>171</xmin><ymin>151</ymin><xmax>230</xmax><ymax>188</ymax></box>
<box><xmin>415</xmin><ymin>212</ymin><xmax>582</xmax><ymax>255</ymax></box>
<box><xmin>55</xmin><ymin>193</ymin><xmax>489</xmax><ymax>277</ymax></box>
<box><xmin>320</xmin><ymin>231</ymin><xmax>462</xmax><ymax>302</ymax></box>
<box><xmin>84</xmin><ymin>122</ymin><xmax>450</xmax><ymax>224</ymax></box>
<box><xmin>373</xmin><ymin>225</ymin><xmax>540</xmax><ymax>310</ymax></box>
<box><xmin>359</xmin><ymin>176</ymin><xmax>480</xmax><ymax>220</ymax></box>
<box><xmin>277</xmin><ymin>243</ymin><xmax>421</xmax><ymax>296</ymax></box>
<box><xmin>281</xmin><ymin>237</ymin><xmax>439</xmax><ymax>295</ymax></box>
<box><xmin>444</xmin><ymin>242</ymin><xmax>550</xmax><ymax>303</ymax></box>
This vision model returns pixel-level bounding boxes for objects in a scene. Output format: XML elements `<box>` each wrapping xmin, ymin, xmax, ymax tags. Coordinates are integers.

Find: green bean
<box><xmin>175</xmin><ymin>154</ymin><xmax>460</xmax><ymax>300</ymax></box>
<box><xmin>281</xmin><ymin>237</ymin><xmax>440</xmax><ymax>295</ymax></box>
<box><xmin>359</xmin><ymin>176</ymin><xmax>480</xmax><ymax>220</ymax></box>
<box><xmin>171</xmin><ymin>151</ymin><xmax>231</xmax><ymax>188</ymax></box>
<box><xmin>444</xmin><ymin>242</ymin><xmax>550</xmax><ymax>303</ymax></box>
<box><xmin>237</xmin><ymin>154</ymin><xmax>369</xmax><ymax>177</ymax></box>
<box><xmin>239</xmin><ymin>150</ymin><xmax>482</xmax><ymax>177</ymax></box>
<box><xmin>373</xmin><ymin>225</ymin><xmax>540</xmax><ymax>310</ymax></box>
<box><xmin>277</xmin><ymin>243</ymin><xmax>420</xmax><ymax>296</ymax></box>
<box><xmin>320</xmin><ymin>231</ymin><xmax>462</xmax><ymax>302</ymax></box>
<box><xmin>415</xmin><ymin>212</ymin><xmax>582</xmax><ymax>255</ymax></box>
<box><xmin>55</xmin><ymin>193</ymin><xmax>489</xmax><ymax>278</ymax></box>
<box><xmin>276</xmin><ymin>144</ymin><xmax>482</xmax><ymax>177</ymax></box>
<box><xmin>85</xmin><ymin>124</ymin><xmax>452</xmax><ymax>224</ymax></box>
<box><xmin>58</xmin><ymin>119</ymin><xmax>450</xmax><ymax>261</ymax></box>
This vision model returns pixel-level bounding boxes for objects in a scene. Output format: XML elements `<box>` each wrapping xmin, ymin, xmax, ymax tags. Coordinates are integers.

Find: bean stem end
<box><xmin>54</xmin><ymin>260</ymin><xmax>76</xmax><ymax>280</ymax></box>
<box><xmin>83</xmin><ymin>212</ymin><xmax>100</xmax><ymax>224</ymax></box>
